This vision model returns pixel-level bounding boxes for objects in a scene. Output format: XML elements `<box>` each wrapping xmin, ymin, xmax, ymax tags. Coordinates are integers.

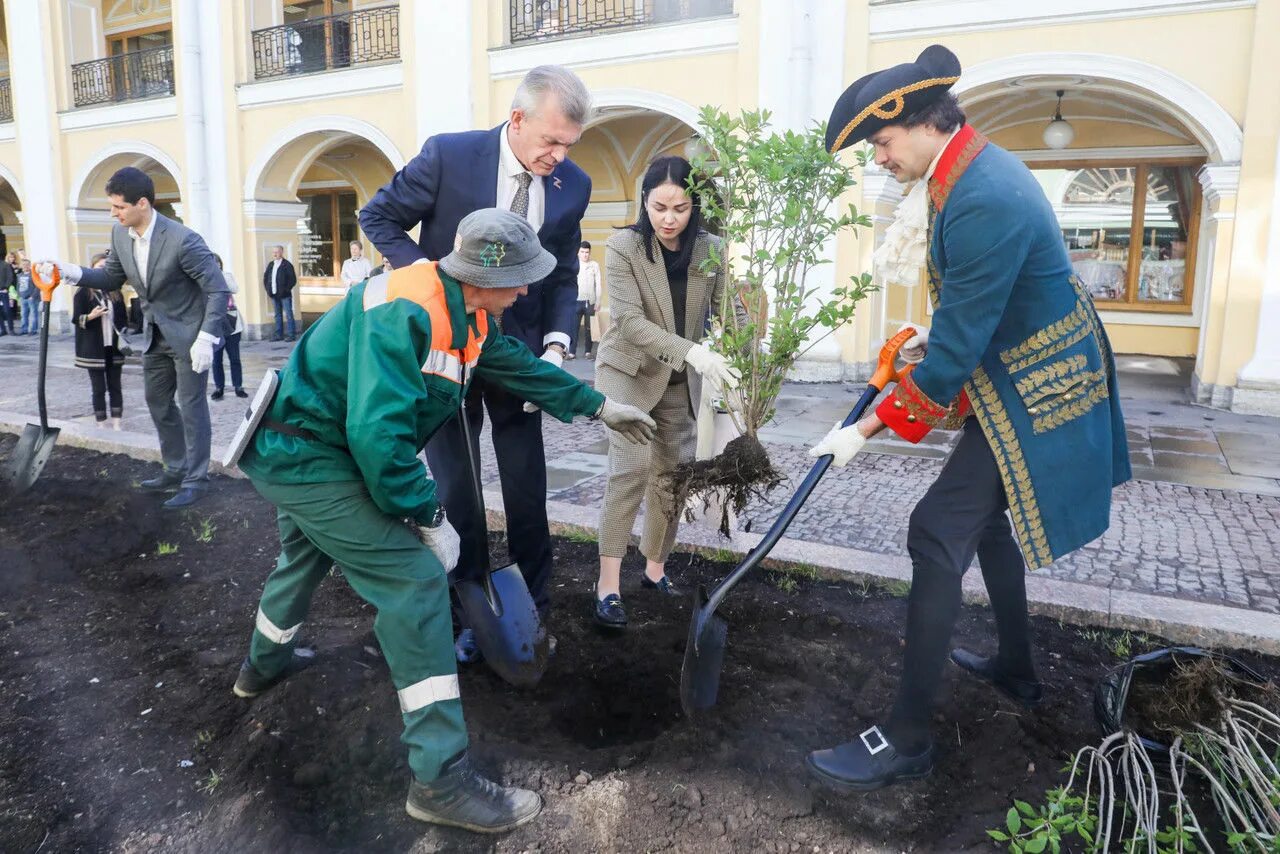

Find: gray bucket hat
<box><xmin>439</xmin><ymin>208</ymin><xmax>556</xmax><ymax>288</ymax></box>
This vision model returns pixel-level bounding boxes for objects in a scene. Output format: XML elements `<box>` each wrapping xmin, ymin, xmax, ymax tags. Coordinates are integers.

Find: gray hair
<box><xmin>512</xmin><ymin>65</ymin><xmax>592</xmax><ymax>126</ymax></box>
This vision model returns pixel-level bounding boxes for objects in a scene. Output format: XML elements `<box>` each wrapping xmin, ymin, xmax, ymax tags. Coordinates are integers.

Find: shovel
<box><xmin>679</xmin><ymin>326</ymin><xmax>915</xmax><ymax>716</ymax></box>
<box><xmin>449</xmin><ymin>385</ymin><xmax>549</xmax><ymax>688</ymax></box>
<box><xmin>4</xmin><ymin>265</ymin><xmax>62</xmax><ymax>494</ymax></box>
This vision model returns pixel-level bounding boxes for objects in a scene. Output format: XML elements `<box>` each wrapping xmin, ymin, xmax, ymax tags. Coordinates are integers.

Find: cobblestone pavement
<box><xmin>4</xmin><ymin>334</ymin><xmax>1279</xmax><ymax>613</ymax></box>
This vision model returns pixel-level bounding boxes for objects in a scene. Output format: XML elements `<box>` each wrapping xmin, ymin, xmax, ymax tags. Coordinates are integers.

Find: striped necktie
<box><xmin>510</xmin><ymin>171</ymin><xmax>532</xmax><ymax>219</ymax></box>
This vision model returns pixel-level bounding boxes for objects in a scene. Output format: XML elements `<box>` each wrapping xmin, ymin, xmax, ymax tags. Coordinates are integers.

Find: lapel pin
<box><xmin>552</xmin><ymin>177</ymin><xmax>562</xmax><ymax>190</ymax></box>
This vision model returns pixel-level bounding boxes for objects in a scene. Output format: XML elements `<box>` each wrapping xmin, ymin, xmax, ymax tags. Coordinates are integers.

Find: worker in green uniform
<box><xmin>229</xmin><ymin>208</ymin><xmax>656</xmax><ymax>834</ymax></box>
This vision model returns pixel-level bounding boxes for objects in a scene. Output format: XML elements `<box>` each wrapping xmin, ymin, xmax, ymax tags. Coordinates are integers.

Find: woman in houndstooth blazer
<box><xmin>591</xmin><ymin>156</ymin><xmax>743</xmax><ymax>631</ymax></box>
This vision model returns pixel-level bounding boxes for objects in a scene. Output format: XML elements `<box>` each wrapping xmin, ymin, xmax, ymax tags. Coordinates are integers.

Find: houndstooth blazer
<box><xmin>594</xmin><ymin>228</ymin><xmax>738</xmax><ymax>413</ymax></box>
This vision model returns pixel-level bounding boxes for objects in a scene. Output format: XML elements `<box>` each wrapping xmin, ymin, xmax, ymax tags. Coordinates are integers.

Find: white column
<box><xmin>860</xmin><ymin>163</ymin><xmax>906</xmax><ymax>345</ymax></box>
<box><xmin>1192</xmin><ymin>163</ymin><xmax>1240</xmax><ymax>407</ymax></box>
<box><xmin>175</xmin><ymin>0</ymin><xmax>212</xmax><ymax>241</ymax></box>
<box><xmin>194</xmin><ymin>0</ymin><xmax>234</xmax><ymax>258</ymax></box>
<box><xmin>414</xmin><ymin>0</ymin><xmax>474</xmax><ymax>143</ymax></box>
<box><xmin>1234</xmin><ymin>139</ymin><xmax>1280</xmax><ymax>415</ymax></box>
<box><xmin>7</xmin><ymin>2</ymin><xmax>60</xmax><ymax>260</ymax></box>
<box><xmin>758</xmin><ymin>0</ymin><xmax>849</xmax><ymax>381</ymax></box>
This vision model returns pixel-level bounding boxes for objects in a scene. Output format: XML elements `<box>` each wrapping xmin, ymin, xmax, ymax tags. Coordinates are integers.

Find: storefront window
<box><xmin>297</xmin><ymin>190</ymin><xmax>357</xmax><ymax>279</ymax></box>
<box><xmin>1033</xmin><ymin>161</ymin><xmax>1202</xmax><ymax>312</ymax></box>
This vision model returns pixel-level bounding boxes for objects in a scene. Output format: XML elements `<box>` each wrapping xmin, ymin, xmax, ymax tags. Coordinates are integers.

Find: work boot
<box><xmin>406</xmin><ymin>752</ymin><xmax>542</xmax><ymax>833</ymax></box>
<box><xmin>950</xmin><ymin>648</ymin><xmax>1043</xmax><ymax>707</ymax></box>
<box><xmin>232</xmin><ymin>648</ymin><xmax>316</xmax><ymax>698</ymax></box>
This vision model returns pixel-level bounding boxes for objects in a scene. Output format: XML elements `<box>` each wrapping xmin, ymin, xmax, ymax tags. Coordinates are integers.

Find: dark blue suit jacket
<box><xmin>359</xmin><ymin>125</ymin><xmax>591</xmax><ymax>354</ymax></box>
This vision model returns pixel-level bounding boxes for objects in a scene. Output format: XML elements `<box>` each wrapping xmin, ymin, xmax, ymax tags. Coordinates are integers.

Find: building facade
<box><xmin>1</xmin><ymin>0</ymin><xmax>1276</xmax><ymax>413</ymax></box>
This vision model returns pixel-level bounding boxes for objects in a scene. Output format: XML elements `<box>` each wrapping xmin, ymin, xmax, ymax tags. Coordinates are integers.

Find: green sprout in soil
<box><xmin>879</xmin><ymin>579</ymin><xmax>912</xmax><ymax>598</ymax></box>
<box><xmin>156</xmin><ymin>542</ymin><xmax>179</xmax><ymax>557</ymax></box>
<box><xmin>562</xmin><ymin>529</ymin><xmax>598</xmax><ymax>544</ymax></box>
<box><xmin>195</xmin><ymin>730</ymin><xmax>214</xmax><ymax>746</ymax></box>
<box><xmin>704</xmin><ymin>547</ymin><xmax>738</xmax><ymax>565</ymax></box>
<box><xmin>198</xmin><ymin>770</ymin><xmax>222</xmax><ymax>794</ymax></box>
<box><xmin>191</xmin><ymin>518</ymin><xmax>216</xmax><ymax>544</ymax></box>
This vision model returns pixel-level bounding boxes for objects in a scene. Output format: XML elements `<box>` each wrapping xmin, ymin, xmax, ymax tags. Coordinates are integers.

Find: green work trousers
<box><xmin>246</xmin><ymin>477</ymin><xmax>466</xmax><ymax>782</ymax></box>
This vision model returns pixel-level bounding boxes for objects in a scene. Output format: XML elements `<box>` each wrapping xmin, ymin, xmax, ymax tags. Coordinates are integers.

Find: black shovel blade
<box><xmin>679</xmin><ymin>584</ymin><xmax>728</xmax><ymax>717</ymax></box>
<box><xmin>4</xmin><ymin>423</ymin><xmax>60</xmax><ymax>495</ymax></box>
<box><xmin>453</xmin><ymin>561</ymin><xmax>549</xmax><ymax>689</ymax></box>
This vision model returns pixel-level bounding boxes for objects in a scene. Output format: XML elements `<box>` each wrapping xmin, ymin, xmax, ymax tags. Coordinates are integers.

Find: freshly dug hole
<box><xmin>665</xmin><ymin>434</ymin><xmax>784</xmax><ymax>536</ymax></box>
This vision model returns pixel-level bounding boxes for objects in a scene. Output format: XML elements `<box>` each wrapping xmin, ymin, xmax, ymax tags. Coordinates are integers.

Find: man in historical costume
<box><xmin>806</xmin><ymin>45</ymin><xmax>1130</xmax><ymax>791</ymax></box>
<box><xmin>229</xmin><ymin>209</ymin><xmax>655</xmax><ymax>832</ymax></box>
<box><xmin>360</xmin><ymin>65</ymin><xmax>592</xmax><ymax>662</ymax></box>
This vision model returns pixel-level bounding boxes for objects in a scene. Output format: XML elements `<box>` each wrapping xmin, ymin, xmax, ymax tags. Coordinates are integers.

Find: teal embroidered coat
<box><xmin>875</xmin><ymin>125</ymin><xmax>1130</xmax><ymax>569</ymax></box>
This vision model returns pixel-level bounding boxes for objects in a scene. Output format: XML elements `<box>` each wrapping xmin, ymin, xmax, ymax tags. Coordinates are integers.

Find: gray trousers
<box><xmin>599</xmin><ymin>382</ymin><xmax>696</xmax><ymax>562</ymax></box>
<box><xmin>143</xmin><ymin>332</ymin><xmax>211</xmax><ymax>488</ymax></box>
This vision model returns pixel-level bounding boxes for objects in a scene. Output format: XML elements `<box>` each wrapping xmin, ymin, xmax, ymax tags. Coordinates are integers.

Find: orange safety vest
<box><xmin>362</xmin><ymin>262</ymin><xmax>488</xmax><ymax>384</ymax></box>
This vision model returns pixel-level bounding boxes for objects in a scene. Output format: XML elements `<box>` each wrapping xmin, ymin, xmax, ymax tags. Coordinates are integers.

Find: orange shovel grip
<box><xmin>868</xmin><ymin>326</ymin><xmax>916</xmax><ymax>391</ymax></box>
<box><xmin>31</xmin><ymin>264</ymin><xmax>61</xmax><ymax>303</ymax></box>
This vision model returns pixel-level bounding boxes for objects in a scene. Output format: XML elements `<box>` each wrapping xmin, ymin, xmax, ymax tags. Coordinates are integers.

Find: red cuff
<box><xmin>875</xmin><ymin>369</ymin><xmax>970</xmax><ymax>444</ymax></box>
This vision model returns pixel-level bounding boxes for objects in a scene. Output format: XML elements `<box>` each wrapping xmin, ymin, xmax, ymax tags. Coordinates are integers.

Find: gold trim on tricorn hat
<box><xmin>825</xmin><ymin>45</ymin><xmax>962</xmax><ymax>154</ymax></box>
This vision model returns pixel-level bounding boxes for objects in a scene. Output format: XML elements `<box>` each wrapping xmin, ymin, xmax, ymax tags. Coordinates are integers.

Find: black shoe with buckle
<box><xmin>805</xmin><ymin>725</ymin><xmax>934</xmax><ymax>792</ymax></box>
<box><xmin>641</xmin><ymin>574</ymin><xmax>681</xmax><ymax>597</ymax></box>
<box><xmin>406</xmin><ymin>752</ymin><xmax>542</xmax><ymax>833</ymax></box>
<box><xmin>593</xmin><ymin>593</ymin><xmax>626</xmax><ymax>630</ymax></box>
<box><xmin>232</xmin><ymin>648</ymin><xmax>317</xmax><ymax>698</ymax></box>
<box><xmin>950</xmin><ymin>648</ymin><xmax>1043</xmax><ymax>708</ymax></box>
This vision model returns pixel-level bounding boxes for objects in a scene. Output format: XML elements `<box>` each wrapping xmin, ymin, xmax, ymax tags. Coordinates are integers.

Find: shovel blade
<box><xmin>453</xmin><ymin>561</ymin><xmax>549</xmax><ymax>689</ymax></box>
<box><xmin>4</xmin><ymin>423</ymin><xmax>60</xmax><ymax>495</ymax></box>
<box><xmin>679</xmin><ymin>585</ymin><xmax>728</xmax><ymax>717</ymax></box>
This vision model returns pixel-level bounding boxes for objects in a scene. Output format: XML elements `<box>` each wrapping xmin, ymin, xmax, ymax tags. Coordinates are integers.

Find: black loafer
<box><xmin>162</xmin><ymin>487</ymin><xmax>205</xmax><ymax>510</ymax></box>
<box><xmin>641</xmin><ymin>575</ymin><xmax>681</xmax><ymax>596</ymax></box>
<box><xmin>950</xmin><ymin>648</ymin><xmax>1043</xmax><ymax>708</ymax></box>
<box><xmin>210</xmin><ymin>388</ymin><xmax>224</xmax><ymax>400</ymax></box>
<box><xmin>805</xmin><ymin>726</ymin><xmax>934</xmax><ymax>792</ymax></box>
<box><xmin>234</xmin><ymin>387</ymin><xmax>249</xmax><ymax>398</ymax></box>
<box><xmin>140</xmin><ymin>470</ymin><xmax>184</xmax><ymax>492</ymax></box>
<box><xmin>594</xmin><ymin>593</ymin><xmax>627</xmax><ymax>630</ymax></box>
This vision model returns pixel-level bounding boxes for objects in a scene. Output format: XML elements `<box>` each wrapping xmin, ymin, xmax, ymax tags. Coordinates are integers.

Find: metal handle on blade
<box><xmin>702</xmin><ymin>329</ymin><xmax>916</xmax><ymax>614</ymax></box>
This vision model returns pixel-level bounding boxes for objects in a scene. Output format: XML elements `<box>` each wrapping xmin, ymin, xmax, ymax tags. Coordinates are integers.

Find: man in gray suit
<box><xmin>42</xmin><ymin>167</ymin><xmax>228</xmax><ymax>509</ymax></box>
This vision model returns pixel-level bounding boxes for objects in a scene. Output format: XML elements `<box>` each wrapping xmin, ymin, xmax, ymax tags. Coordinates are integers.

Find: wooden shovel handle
<box><xmin>31</xmin><ymin>264</ymin><xmax>61</xmax><ymax>303</ymax></box>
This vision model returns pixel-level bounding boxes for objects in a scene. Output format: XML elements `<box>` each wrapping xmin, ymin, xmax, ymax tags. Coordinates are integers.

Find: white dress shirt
<box><xmin>128</xmin><ymin>211</ymin><xmax>158</xmax><ymax>289</ymax></box>
<box><xmin>341</xmin><ymin>255</ymin><xmax>373</xmax><ymax>286</ymax></box>
<box><xmin>497</xmin><ymin>122</ymin><xmax>545</xmax><ymax>233</ymax></box>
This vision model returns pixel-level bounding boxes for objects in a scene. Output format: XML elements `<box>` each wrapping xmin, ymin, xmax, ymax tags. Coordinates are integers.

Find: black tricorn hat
<box><xmin>825</xmin><ymin>45</ymin><xmax>962</xmax><ymax>154</ymax></box>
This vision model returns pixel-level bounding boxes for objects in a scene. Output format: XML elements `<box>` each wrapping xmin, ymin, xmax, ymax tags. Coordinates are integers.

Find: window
<box><xmin>297</xmin><ymin>190</ymin><xmax>358</xmax><ymax>279</ymax></box>
<box><xmin>1032</xmin><ymin>160</ymin><xmax>1202</xmax><ymax>312</ymax></box>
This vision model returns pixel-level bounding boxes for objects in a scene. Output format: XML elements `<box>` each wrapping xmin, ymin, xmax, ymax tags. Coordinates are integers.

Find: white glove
<box><xmin>411</xmin><ymin>513</ymin><xmax>461</xmax><ymax>572</ymax></box>
<box><xmin>37</xmin><ymin>261</ymin><xmax>82</xmax><ymax>285</ymax></box>
<box><xmin>597</xmin><ymin>398</ymin><xmax>657</xmax><ymax>445</ymax></box>
<box><xmin>684</xmin><ymin>342</ymin><xmax>741</xmax><ymax>392</ymax></box>
<box><xmin>808</xmin><ymin>421</ymin><xmax>867</xmax><ymax>468</ymax></box>
<box><xmin>522</xmin><ymin>348</ymin><xmax>566</xmax><ymax>413</ymax></box>
<box><xmin>898</xmin><ymin>322</ymin><xmax>929</xmax><ymax>364</ymax></box>
<box><xmin>189</xmin><ymin>330</ymin><xmax>219</xmax><ymax>374</ymax></box>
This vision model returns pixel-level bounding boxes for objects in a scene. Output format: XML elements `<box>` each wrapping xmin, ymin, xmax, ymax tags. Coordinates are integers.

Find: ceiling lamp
<box><xmin>1043</xmin><ymin>89</ymin><xmax>1075</xmax><ymax>150</ymax></box>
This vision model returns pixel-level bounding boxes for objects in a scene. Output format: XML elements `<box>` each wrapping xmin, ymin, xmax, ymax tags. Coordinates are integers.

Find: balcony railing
<box><xmin>71</xmin><ymin>45</ymin><xmax>175</xmax><ymax>108</ymax></box>
<box><xmin>509</xmin><ymin>0</ymin><xmax>734</xmax><ymax>43</ymax></box>
<box><xmin>251</xmin><ymin>5</ymin><xmax>400</xmax><ymax>81</ymax></box>
<box><xmin>0</xmin><ymin>78</ymin><xmax>11</xmax><ymax>123</ymax></box>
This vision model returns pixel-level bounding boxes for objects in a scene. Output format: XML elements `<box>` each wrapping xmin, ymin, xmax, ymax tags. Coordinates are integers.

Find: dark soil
<box><xmin>1124</xmin><ymin>654</ymin><xmax>1279</xmax><ymax>742</ymax></box>
<box><xmin>4</xmin><ymin>438</ymin><xmax>1279</xmax><ymax>853</ymax></box>
<box><xmin>668</xmin><ymin>434</ymin><xmax>784</xmax><ymax>536</ymax></box>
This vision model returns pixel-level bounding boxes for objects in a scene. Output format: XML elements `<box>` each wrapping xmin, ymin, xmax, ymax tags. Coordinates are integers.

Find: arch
<box><xmin>0</xmin><ymin>161</ymin><xmax>23</xmax><ymax>201</ymax></box>
<box><xmin>243</xmin><ymin>115</ymin><xmax>406</xmax><ymax>200</ymax></box>
<box><xmin>67</xmin><ymin>140</ymin><xmax>183</xmax><ymax>209</ymax></box>
<box><xmin>954</xmin><ymin>53</ymin><xmax>1243</xmax><ymax>163</ymax></box>
<box><xmin>587</xmin><ymin>88</ymin><xmax>702</xmax><ymax>132</ymax></box>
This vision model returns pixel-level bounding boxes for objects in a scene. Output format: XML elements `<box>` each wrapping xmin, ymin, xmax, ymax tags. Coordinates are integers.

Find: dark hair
<box><xmin>579</xmin><ymin>240</ymin><xmax>591</xmax><ymax>250</ymax></box>
<box><xmin>900</xmin><ymin>93</ymin><xmax>966</xmax><ymax>135</ymax></box>
<box><xmin>105</xmin><ymin>166</ymin><xmax>155</xmax><ymax>206</ymax></box>
<box><xmin>624</xmin><ymin>155</ymin><xmax>702</xmax><ymax>270</ymax></box>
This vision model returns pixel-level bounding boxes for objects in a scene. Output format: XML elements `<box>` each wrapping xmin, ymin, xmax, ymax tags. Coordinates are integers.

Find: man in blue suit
<box><xmin>360</xmin><ymin>65</ymin><xmax>592</xmax><ymax>658</ymax></box>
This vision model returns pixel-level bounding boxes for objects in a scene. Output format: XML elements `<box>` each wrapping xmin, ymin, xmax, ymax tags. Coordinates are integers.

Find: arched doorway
<box><xmin>69</xmin><ymin>143</ymin><xmax>184</xmax><ymax>261</ymax></box>
<box><xmin>575</xmin><ymin>100</ymin><xmax>702</xmax><ymax>334</ymax></box>
<box><xmin>0</xmin><ymin>164</ymin><xmax>23</xmax><ymax>260</ymax></box>
<box><xmin>242</xmin><ymin>117</ymin><xmax>402</xmax><ymax>336</ymax></box>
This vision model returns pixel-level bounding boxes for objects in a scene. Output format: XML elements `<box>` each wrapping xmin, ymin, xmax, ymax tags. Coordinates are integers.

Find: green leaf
<box><xmin>1015</xmin><ymin>801</ymin><xmax>1037</xmax><ymax>819</ymax></box>
<box><xmin>1007</xmin><ymin>808</ymin><xmax>1022</xmax><ymax>835</ymax></box>
<box><xmin>1024</xmin><ymin>835</ymin><xmax>1047</xmax><ymax>854</ymax></box>
<box><xmin>987</xmin><ymin>830</ymin><xmax>1010</xmax><ymax>842</ymax></box>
